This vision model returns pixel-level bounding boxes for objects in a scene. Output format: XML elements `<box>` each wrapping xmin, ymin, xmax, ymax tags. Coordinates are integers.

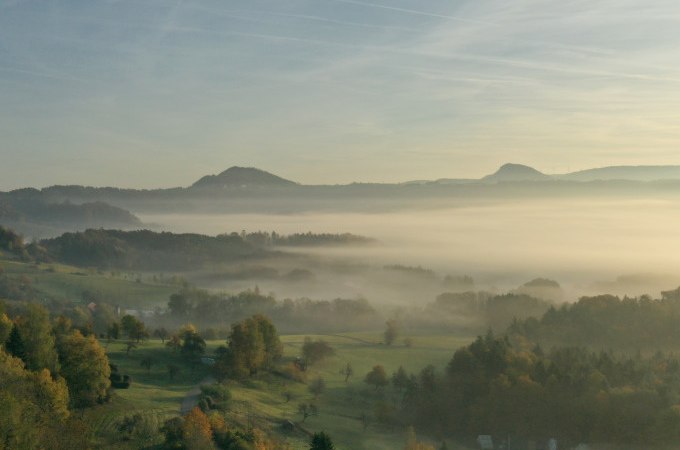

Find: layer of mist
<box><xmin>139</xmin><ymin>197</ymin><xmax>680</xmax><ymax>303</ymax></box>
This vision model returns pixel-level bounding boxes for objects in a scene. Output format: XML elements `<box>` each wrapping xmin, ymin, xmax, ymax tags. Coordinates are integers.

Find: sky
<box><xmin>1</xmin><ymin>0</ymin><xmax>680</xmax><ymax>189</ymax></box>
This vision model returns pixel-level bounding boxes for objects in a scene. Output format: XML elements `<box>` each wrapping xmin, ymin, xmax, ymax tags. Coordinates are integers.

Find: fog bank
<box><xmin>139</xmin><ymin>198</ymin><xmax>680</xmax><ymax>301</ymax></box>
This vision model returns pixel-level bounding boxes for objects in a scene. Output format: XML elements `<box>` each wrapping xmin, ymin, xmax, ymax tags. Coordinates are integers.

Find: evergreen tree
<box><xmin>5</xmin><ymin>324</ymin><xmax>25</xmax><ymax>361</ymax></box>
<box><xmin>310</xmin><ymin>431</ymin><xmax>335</xmax><ymax>450</ymax></box>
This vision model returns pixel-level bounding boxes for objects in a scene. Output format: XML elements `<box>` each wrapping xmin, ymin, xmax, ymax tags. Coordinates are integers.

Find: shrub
<box><xmin>200</xmin><ymin>383</ymin><xmax>231</xmax><ymax>402</ymax></box>
<box><xmin>199</xmin><ymin>383</ymin><xmax>230</xmax><ymax>410</ymax></box>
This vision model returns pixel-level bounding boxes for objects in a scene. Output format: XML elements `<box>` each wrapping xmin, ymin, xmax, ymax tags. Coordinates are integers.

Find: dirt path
<box><xmin>180</xmin><ymin>376</ymin><xmax>215</xmax><ymax>415</ymax></box>
<box><xmin>325</xmin><ymin>334</ymin><xmax>379</xmax><ymax>345</ymax></box>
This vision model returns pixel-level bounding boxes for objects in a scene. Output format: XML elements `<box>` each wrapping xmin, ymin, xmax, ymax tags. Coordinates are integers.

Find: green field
<box><xmin>0</xmin><ymin>259</ymin><xmax>177</xmax><ymax>308</ymax></box>
<box><xmin>87</xmin><ymin>332</ymin><xmax>473</xmax><ymax>449</ymax></box>
<box><xmin>260</xmin><ymin>333</ymin><xmax>473</xmax><ymax>450</ymax></box>
<box><xmin>85</xmin><ymin>340</ymin><xmax>213</xmax><ymax>449</ymax></box>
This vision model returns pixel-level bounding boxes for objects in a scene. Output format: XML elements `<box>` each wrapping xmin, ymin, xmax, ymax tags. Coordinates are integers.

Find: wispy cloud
<box><xmin>2</xmin><ymin>0</ymin><xmax>680</xmax><ymax>188</ymax></box>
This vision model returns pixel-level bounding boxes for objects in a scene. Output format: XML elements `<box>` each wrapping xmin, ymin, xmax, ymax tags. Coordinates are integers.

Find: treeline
<box><xmin>0</xmin><ymin>224</ymin><xmax>49</xmax><ymax>261</ymax></box>
<box><xmin>420</xmin><ymin>291</ymin><xmax>552</xmax><ymax>332</ymax></box>
<box><xmin>166</xmin><ymin>288</ymin><xmax>380</xmax><ymax>333</ymax></box>
<box><xmin>378</xmin><ymin>332</ymin><xmax>680</xmax><ymax>447</ymax></box>
<box><xmin>0</xmin><ymin>301</ymin><xmax>112</xmax><ymax>448</ymax></box>
<box><xmin>240</xmin><ymin>230</ymin><xmax>375</xmax><ymax>247</ymax></box>
<box><xmin>40</xmin><ymin>229</ymin><xmax>265</xmax><ymax>270</ymax></box>
<box><xmin>508</xmin><ymin>290</ymin><xmax>680</xmax><ymax>349</ymax></box>
<box><xmin>2</xmin><ymin>225</ymin><xmax>375</xmax><ymax>271</ymax></box>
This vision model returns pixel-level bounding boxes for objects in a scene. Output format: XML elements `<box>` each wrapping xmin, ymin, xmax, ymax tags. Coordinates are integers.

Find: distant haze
<box><xmin>139</xmin><ymin>197</ymin><xmax>680</xmax><ymax>300</ymax></box>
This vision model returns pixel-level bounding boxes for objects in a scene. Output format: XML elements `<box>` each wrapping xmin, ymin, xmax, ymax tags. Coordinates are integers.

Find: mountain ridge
<box><xmin>10</xmin><ymin>163</ymin><xmax>680</xmax><ymax>193</ymax></box>
<box><xmin>191</xmin><ymin>166</ymin><xmax>297</xmax><ymax>189</ymax></box>
<box><xmin>481</xmin><ymin>163</ymin><xmax>551</xmax><ymax>182</ymax></box>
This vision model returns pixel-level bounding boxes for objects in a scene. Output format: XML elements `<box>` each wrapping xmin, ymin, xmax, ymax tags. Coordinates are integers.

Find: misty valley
<box><xmin>3</xmin><ymin>166</ymin><xmax>680</xmax><ymax>449</ymax></box>
<box><xmin>6</xmin><ymin>0</ymin><xmax>680</xmax><ymax>447</ymax></box>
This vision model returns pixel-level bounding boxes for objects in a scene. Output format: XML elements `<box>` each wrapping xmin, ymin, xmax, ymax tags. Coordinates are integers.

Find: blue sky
<box><xmin>2</xmin><ymin>0</ymin><xmax>680</xmax><ymax>188</ymax></box>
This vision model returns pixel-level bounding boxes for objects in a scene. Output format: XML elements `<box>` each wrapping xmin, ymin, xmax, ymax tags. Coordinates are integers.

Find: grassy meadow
<box><xmin>0</xmin><ymin>259</ymin><xmax>177</xmax><ymax>308</ymax></box>
<box><xmin>82</xmin><ymin>332</ymin><xmax>473</xmax><ymax>449</ymax></box>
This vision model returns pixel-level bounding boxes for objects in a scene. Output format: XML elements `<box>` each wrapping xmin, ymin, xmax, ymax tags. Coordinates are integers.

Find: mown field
<box><xmin>88</xmin><ymin>332</ymin><xmax>474</xmax><ymax>449</ymax></box>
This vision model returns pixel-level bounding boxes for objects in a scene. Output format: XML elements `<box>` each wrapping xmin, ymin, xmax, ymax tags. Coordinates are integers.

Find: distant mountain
<box><xmin>0</xmin><ymin>189</ymin><xmax>142</xmax><ymax>238</ymax></box>
<box><xmin>191</xmin><ymin>166</ymin><xmax>297</xmax><ymax>189</ymax></box>
<box><xmin>7</xmin><ymin>163</ymin><xmax>680</xmax><ymax>219</ymax></box>
<box><xmin>481</xmin><ymin>163</ymin><xmax>551</xmax><ymax>182</ymax></box>
<box><xmin>559</xmin><ymin>165</ymin><xmax>680</xmax><ymax>182</ymax></box>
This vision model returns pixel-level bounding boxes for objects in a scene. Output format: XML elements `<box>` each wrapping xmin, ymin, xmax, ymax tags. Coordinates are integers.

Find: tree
<box><xmin>161</xmin><ymin>417</ymin><xmax>185</xmax><ymax>449</ymax></box>
<box><xmin>309</xmin><ymin>376</ymin><xmax>326</xmax><ymax>399</ymax></box>
<box><xmin>126</xmin><ymin>341</ymin><xmax>138</xmax><ymax>355</ymax></box>
<box><xmin>298</xmin><ymin>403</ymin><xmax>318</xmax><ymax>422</ymax></box>
<box><xmin>168</xmin><ymin>292</ymin><xmax>192</xmax><ymax>318</ymax></box>
<box><xmin>154</xmin><ymin>327</ymin><xmax>169</xmax><ymax>343</ymax></box>
<box><xmin>140</xmin><ymin>356</ymin><xmax>153</xmax><ymax>372</ymax></box>
<box><xmin>384</xmin><ymin>319</ymin><xmax>399</xmax><ymax>346</ymax></box>
<box><xmin>15</xmin><ymin>303</ymin><xmax>59</xmax><ymax>373</ymax></box>
<box><xmin>57</xmin><ymin>330</ymin><xmax>111</xmax><ymax>407</ymax></box>
<box><xmin>5</xmin><ymin>323</ymin><xmax>25</xmax><ymax>361</ymax></box>
<box><xmin>118</xmin><ymin>413</ymin><xmax>144</xmax><ymax>440</ymax></box>
<box><xmin>310</xmin><ymin>431</ymin><xmax>335</xmax><ymax>450</ymax></box>
<box><xmin>340</xmin><ymin>362</ymin><xmax>354</xmax><ymax>383</ymax></box>
<box><xmin>167</xmin><ymin>334</ymin><xmax>182</xmax><ymax>353</ymax></box>
<box><xmin>121</xmin><ymin>315</ymin><xmax>148</xmax><ymax>342</ymax></box>
<box><xmin>107</xmin><ymin>322</ymin><xmax>120</xmax><ymax>340</ymax></box>
<box><xmin>392</xmin><ymin>366</ymin><xmax>409</xmax><ymax>391</ymax></box>
<box><xmin>404</xmin><ymin>426</ymin><xmax>435</xmax><ymax>450</ymax></box>
<box><xmin>253</xmin><ymin>314</ymin><xmax>283</xmax><ymax>368</ymax></box>
<box><xmin>365</xmin><ymin>365</ymin><xmax>389</xmax><ymax>390</ymax></box>
<box><xmin>216</xmin><ymin>315</ymin><xmax>282</xmax><ymax>380</ymax></box>
<box><xmin>0</xmin><ymin>313</ymin><xmax>12</xmax><ymax>345</ymax></box>
<box><xmin>419</xmin><ymin>365</ymin><xmax>436</xmax><ymax>392</ymax></box>
<box><xmin>92</xmin><ymin>303</ymin><xmax>117</xmax><ymax>336</ymax></box>
<box><xmin>0</xmin><ymin>349</ymin><xmax>70</xmax><ymax>448</ymax></box>
<box><xmin>182</xmin><ymin>407</ymin><xmax>213</xmax><ymax>449</ymax></box>
<box><xmin>230</xmin><ymin>319</ymin><xmax>264</xmax><ymax>376</ymax></box>
<box><xmin>180</xmin><ymin>324</ymin><xmax>206</xmax><ymax>363</ymax></box>
<box><xmin>302</xmin><ymin>338</ymin><xmax>335</xmax><ymax>365</ymax></box>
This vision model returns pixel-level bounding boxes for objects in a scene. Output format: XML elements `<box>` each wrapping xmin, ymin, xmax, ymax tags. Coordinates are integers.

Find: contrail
<box><xmin>186</xmin><ymin>4</ymin><xmax>423</xmax><ymax>34</ymax></box>
<box><xmin>167</xmin><ymin>25</ymin><xmax>680</xmax><ymax>85</ymax></box>
<box><xmin>0</xmin><ymin>66</ymin><xmax>94</xmax><ymax>84</ymax></box>
<box><xmin>39</xmin><ymin>8</ymin><xmax>680</xmax><ymax>85</ymax></box>
<box><xmin>325</xmin><ymin>0</ymin><xmax>615</xmax><ymax>57</ymax></box>
<box><xmin>327</xmin><ymin>0</ymin><xmax>488</xmax><ymax>24</ymax></box>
